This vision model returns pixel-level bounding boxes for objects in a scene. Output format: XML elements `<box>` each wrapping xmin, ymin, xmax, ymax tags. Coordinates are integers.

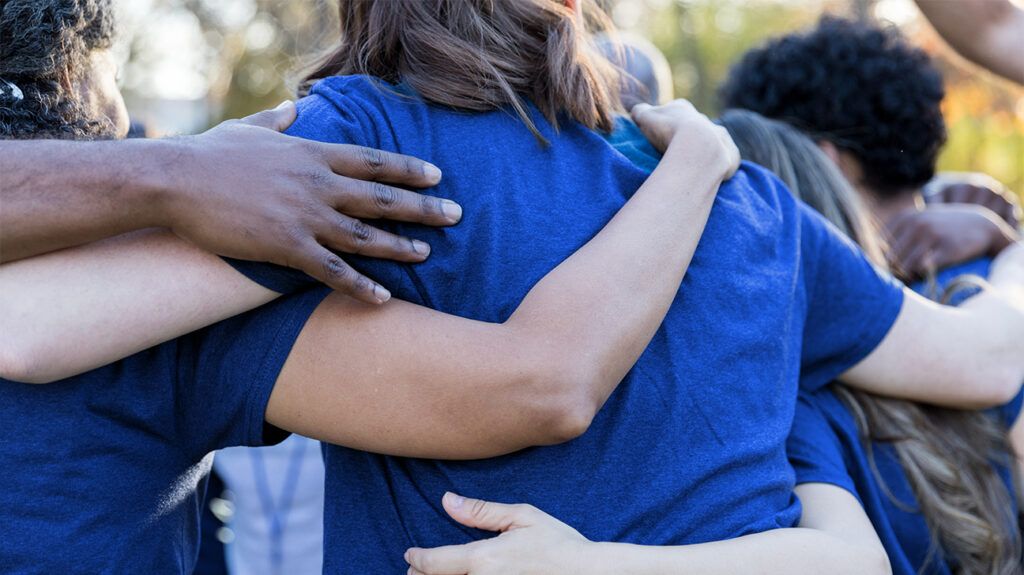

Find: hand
<box><xmin>925</xmin><ymin>173</ymin><xmax>1021</xmax><ymax>229</ymax></box>
<box><xmin>405</xmin><ymin>493</ymin><xmax>592</xmax><ymax>575</ymax></box>
<box><xmin>631</xmin><ymin>99</ymin><xmax>740</xmax><ymax>181</ymax></box>
<box><xmin>888</xmin><ymin>204</ymin><xmax>1019</xmax><ymax>279</ymax></box>
<box><xmin>158</xmin><ymin>101</ymin><xmax>462</xmax><ymax>304</ymax></box>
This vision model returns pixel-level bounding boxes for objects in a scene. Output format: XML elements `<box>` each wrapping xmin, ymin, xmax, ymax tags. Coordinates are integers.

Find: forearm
<box><xmin>0</xmin><ymin>139</ymin><xmax>182</xmax><ymax>262</ymax></box>
<box><xmin>270</xmin><ymin>141</ymin><xmax>727</xmax><ymax>459</ymax></box>
<box><xmin>504</xmin><ymin>139</ymin><xmax>722</xmax><ymax>411</ymax></box>
<box><xmin>841</xmin><ymin>254</ymin><xmax>1024</xmax><ymax>408</ymax></box>
<box><xmin>0</xmin><ymin>230</ymin><xmax>276</xmax><ymax>383</ymax></box>
<box><xmin>586</xmin><ymin>529</ymin><xmax>886</xmax><ymax>575</ymax></box>
<box><xmin>916</xmin><ymin>0</ymin><xmax>1024</xmax><ymax>84</ymax></box>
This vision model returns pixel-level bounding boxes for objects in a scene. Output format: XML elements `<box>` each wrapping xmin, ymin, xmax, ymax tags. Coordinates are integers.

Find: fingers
<box><xmin>317</xmin><ymin>215</ymin><xmax>431</xmax><ymax>263</ymax></box>
<box><xmin>887</xmin><ymin>212</ymin><xmax>931</xmax><ymax>277</ymax></box>
<box><xmin>715</xmin><ymin>125</ymin><xmax>741</xmax><ymax>179</ymax></box>
<box><xmin>405</xmin><ymin>543</ymin><xmax>480</xmax><ymax>575</ymax></box>
<box><xmin>290</xmin><ymin>242</ymin><xmax>391</xmax><ymax>304</ymax></box>
<box><xmin>332</xmin><ymin>178</ymin><xmax>462</xmax><ymax>227</ymax></box>
<box><xmin>441</xmin><ymin>492</ymin><xmax>540</xmax><ymax>532</ymax></box>
<box><xmin>237</xmin><ymin>101</ymin><xmax>298</xmax><ymax>132</ymax></box>
<box><xmin>899</xmin><ymin>238</ymin><xmax>936</xmax><ymax>279</ymax></box>
<box><xmin>317</xmin><ymin>142</ymin><xmax>444</xmax><ymax>189</ymax></box>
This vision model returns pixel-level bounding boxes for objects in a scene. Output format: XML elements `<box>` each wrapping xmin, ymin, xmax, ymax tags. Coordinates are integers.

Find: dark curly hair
<box><xmin>719</xmin><ymin>16</ymin><xmax>946</xmax><ymax>196</ymax></box>
<box><xmin>0</xmin><ymin>0</ymin><xmax>117</xmax><ymax>139</ymax></box>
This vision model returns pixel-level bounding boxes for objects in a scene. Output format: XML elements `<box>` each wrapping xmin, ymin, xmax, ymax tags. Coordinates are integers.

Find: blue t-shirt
<box><xmin>788</xmin><ymin>258</ymin><xmax>1020</xmax><ymax>575</ymax></box>
<box><xmin>0</xmin><ymin>289</ymin><xmax>327</xmax><ymax>574</ymax></box>
<box><xmin>230</xmin><ymin>75</ymin><xmax>905</xmax><ymax>572</ymax></box>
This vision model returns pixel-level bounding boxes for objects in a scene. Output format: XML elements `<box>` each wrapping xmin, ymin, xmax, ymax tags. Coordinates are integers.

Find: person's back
<box><xmin>0</xmin><ymin>2</ymin><xmax>324</xmax><ymax>572</ymax></box>
<box><xmin>280</xmin><ymin>71</ymin><xmax>902</xmax><ymax>571</ymax></box>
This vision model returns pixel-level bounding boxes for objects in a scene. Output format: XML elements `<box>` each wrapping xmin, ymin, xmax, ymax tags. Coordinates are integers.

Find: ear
<box><xmin>817</xmin><ymin>139</ymin><xmax>842</xmax><ymax>166</ymax></box>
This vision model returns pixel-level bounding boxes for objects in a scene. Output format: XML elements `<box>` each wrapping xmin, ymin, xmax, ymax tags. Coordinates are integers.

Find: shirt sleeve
<box><xmin>172</xmin><ymin>287</ymin><xmax>331</xmax><ymax>460</ymax></box>
<box><xmin>221</xmin><ymin>78</ymin><xmax>383</xmax><ymax>293</ymax></box>
<box><xmin>798</xmin><ymin>202</ymin><xmax>906</xmax><ymax>392</ymax></box>
<box><xmin>787</xmin><ymin>390</ymin><xmax>860</xmax><ymax>500</ymax></box>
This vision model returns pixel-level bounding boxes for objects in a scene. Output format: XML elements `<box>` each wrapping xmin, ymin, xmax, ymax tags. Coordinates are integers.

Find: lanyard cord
<box><xmin>249</xmin><ymin>439</ymin><xmax>309</xmax><ymax>575</ymax></box>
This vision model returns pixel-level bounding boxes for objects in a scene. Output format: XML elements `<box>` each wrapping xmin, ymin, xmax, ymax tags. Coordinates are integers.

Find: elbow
<box><xmin>985</xmin><ymin>364</ymin><xmax>1024</xmax><ymax>407</ymax></box>
<box><xmin>526</xmin><ymin>365</ymin><xmax>603</xmax><ymax>444</ymax></box>
<box><xmin>864</xmin><ymin>544</ymin><xmax>892</xmax><ymax>575</ymax></box>
<box><xmin>545</xmin><ymin>390</ymin><xmax>599</xmax><ymax>443</ymax></box>
<box><xmin>836</xmin><ymin>540</ymin><xmax>890</xmax><ymax>575</ymax></box>
<box><xmin>0</xmin><ymin>345</ymin><xmax>56</xmax><ymax>384</ymax></box>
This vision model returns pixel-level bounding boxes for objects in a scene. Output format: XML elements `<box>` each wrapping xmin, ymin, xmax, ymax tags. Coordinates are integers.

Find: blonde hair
<box><xmin>719</xmin><ymin>109</ymin><xmax>1022</xmax><ymax>575</ymax></box>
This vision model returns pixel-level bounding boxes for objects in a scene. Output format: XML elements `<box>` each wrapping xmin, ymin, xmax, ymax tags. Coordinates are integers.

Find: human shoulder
<box><xmin>289</xmin><ymin>74</ymin><xmax>415</xmax><ymax>147</ymax></box>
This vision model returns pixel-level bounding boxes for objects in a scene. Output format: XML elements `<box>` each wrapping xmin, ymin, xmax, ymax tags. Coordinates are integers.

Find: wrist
<box><xmin>661</xmin><ymin>139</ymin><xmax>729</xmax><ymax>187</ymax></box>
<box><xmin>127</xmin><ymin>138</ymin><xmax>195</xmax><ymax>229</ymax></box>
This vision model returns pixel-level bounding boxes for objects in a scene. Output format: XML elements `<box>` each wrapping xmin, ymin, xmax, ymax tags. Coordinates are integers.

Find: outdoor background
<box><xmin>113</xmin><ymin>0</ymin><xmax>1024</xmax><ymax>197</ymax></box>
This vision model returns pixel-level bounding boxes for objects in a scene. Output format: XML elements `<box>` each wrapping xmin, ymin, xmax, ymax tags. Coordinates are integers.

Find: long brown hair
<box><xmin>720</xmin><ymin>109</ymin><xmax>1023</xmax><ymax>575</ymax></box>
<box><xmin>300</xmin><ymin>0</ymin><xmax>623</xmax><ymax>144</ymax></box>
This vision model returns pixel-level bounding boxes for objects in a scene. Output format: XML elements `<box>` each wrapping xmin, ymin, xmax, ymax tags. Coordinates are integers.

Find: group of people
<box><xmin>1</xmin><ymin>0</ymin><xmax>1024</xmax><ymax>574</ymax></box>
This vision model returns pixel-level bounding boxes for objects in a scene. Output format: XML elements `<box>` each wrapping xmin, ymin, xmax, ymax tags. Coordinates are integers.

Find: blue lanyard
<box><xmin>249</xmin><ymin>439</ymin><xmax>309</xmax><ymax>575</ymax></box>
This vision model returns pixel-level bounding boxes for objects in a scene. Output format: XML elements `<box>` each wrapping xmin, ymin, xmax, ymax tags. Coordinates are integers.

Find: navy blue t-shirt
<box><xmin>788</xmin><ymin>258</ymin><xmax>1020</xmax><ymax>575</ymax></box>
<box><xmin>230</xmin><ymin>75</ymin><xmax>905</xmax><ymax>572</ymax></box>
<box><xmin>0</xmin><ymin>289</ymin><xmax>327</xmax><ymax>574</ymax></box>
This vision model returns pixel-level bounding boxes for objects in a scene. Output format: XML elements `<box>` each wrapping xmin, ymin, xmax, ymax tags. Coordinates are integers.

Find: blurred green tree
<box><xmin>118</xmin><ymin>0</ymin><xmax>1022</xmax><ymax>196</ymax></box>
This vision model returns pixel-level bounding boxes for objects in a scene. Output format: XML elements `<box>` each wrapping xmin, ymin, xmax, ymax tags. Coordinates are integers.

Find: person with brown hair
<box><xmin>5</xmin><ymin>1</ymin><xmax>1024</xmax><ymax>573</ymax></box>
<box><xmin>0</xmin><ymin>1</ymin><xmax>741</xmax><ymax>572</ymax></box>
<box><xmin>403</xmin><ymin>109</ymin><xmax>1024</xmax><ymax>575</ymax></box>
<box><xmin>0</xmin><ymin>0</ymin><xmax>461</xmax><ymax>302</ymax></box>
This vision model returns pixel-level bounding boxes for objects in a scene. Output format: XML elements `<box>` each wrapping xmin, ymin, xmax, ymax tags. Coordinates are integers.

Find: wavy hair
<box><xmin>0</xmin><ymin>0</ymin><xmax>117</xmax><ymax>139</ymax></box>
<box><xmin>300</xmin><ymin>0</ymin><xmax>624</xmax><ymax>144</ymax></box>
<box><xmin>720</xmin><ymin>109</ymin><xmax>1022</xmax><ymax>575</ymax></box>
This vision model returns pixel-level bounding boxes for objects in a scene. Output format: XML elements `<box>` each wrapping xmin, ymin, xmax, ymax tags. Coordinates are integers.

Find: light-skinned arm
<box><xmin>840</xmin><ymin>242</ymin><xmax>1024</xmax><ymax>409</ymax></box>
<box><xmin>0</xmin><ymin>102</ymin><xmax>460</xmax><ymax>302</ymax></box>
<box><xmin>1</xmin><ymin>100</ymin><xmax>738</xmax><ymax>459</ymax></box>
<box><xmin>915</xmin><ymin>0</ymin><xmax>1024</xmax><ymax>84</ymax></box>
<box><xmin>404</xmin><ymin>486</ymin><xmax>890</xmax><ymax>575</ymax></box>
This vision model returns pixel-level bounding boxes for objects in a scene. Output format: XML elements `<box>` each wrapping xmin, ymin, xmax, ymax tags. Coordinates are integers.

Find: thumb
<box><xmin>238</xmin><ymin>100</ymin><xmax>297</xmax><ymax>132</ymax></box>
<box><xmin>630</xmin><ymin>102</ymin><xmax>652</xmax><ymax>124</ymax></box>
<box><xmin>441</xmin><ymin>492</ymin><xmax>538</xmax><ymax>533</ymax></box>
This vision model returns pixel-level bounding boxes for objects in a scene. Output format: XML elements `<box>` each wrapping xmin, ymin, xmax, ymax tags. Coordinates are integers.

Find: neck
<box><xmin>860</xmin><ymin>185</ymin><xmax>925</xmax><ymax>229</ymax></box>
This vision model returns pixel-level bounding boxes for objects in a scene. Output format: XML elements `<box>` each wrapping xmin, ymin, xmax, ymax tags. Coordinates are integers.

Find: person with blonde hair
<box><xmin>5</xmin><ymin>2</ymin><xmax>1024</xmax><ymax>573</ymax></box>
<box><xmin>0</xmin><ymin>1</ymin><xmax>740</xmax><ymax>572</ymax></box>
<box><xmin>403</xmin><ymin>109</ymin><xmax>1024</xmax><ymax>575</ymax></box>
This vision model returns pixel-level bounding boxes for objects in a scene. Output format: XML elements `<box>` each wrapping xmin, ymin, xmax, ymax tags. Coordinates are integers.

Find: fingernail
<box><xmin>274</xmin><ymin>100</ymin><xmax>292</xmax><ymax>110</ymax></box>
<box><xmin>374</xmin><ymin>285</ymin><xmax>391</xmax><ymax>303</ymax></box>
<box><xmin>444</xmin><ymin>492</ymin><xmax>465</xmax><ymax>509</ymax></box>
<box><xmin>412</xmin><ymin>240</ymin><xmax>431</xmax><ymax>256</ymax></box>
<box><xmin>442</xmin><ymin>200</ymin><xmax>462</xmax><ymax>223</ymax></box>
<box><xmin>423</xmin><ymin>163</ymin><xmax>442</xmax><ymax>183</ymax></box>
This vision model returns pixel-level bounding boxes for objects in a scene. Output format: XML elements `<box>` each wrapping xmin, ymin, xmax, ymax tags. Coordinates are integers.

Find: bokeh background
<box><xmin>113</xmin><ymin>0</ymin><xmax>1024</xmax><ymax>197</ymax></box>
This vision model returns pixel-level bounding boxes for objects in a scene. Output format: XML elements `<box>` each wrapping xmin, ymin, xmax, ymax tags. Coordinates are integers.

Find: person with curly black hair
<box><xmin>0</xmin><ymin>1</ymin><xmax>753</xmax><ymax>573</ymax></box>
<box><xmin>720</xmin><ymin>16</ymin><xmax>1019</xmax><ymax>281</ymax></box>
<box><xmin>721</xmin><ymin>16</ymin><xmax>946</xmax><ymax>199</ymax></box>
<box><xmin>0</xmin><ymin>0</ymin><xmax>126</xmax><ymax>139</ymax></box>
<box><xmin>0</xmin><ymin>0</ymin><xmax>459</xmax><ymax>300</ymax></box>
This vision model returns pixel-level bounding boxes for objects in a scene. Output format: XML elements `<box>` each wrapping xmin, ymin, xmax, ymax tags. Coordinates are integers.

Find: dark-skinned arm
<box><xmin>0</xmin><ymin>102</ymin><xmax>461</xmax><ymax>303</ymax></box>
<box><xmin>2</xmin><ymin>100</ymin><xmax>737</xmax><ymax>460</ymax></box>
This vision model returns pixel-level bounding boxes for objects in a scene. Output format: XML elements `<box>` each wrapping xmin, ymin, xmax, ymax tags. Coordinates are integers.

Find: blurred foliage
<box><xmin>119</xmin><ymin>0</ymin><xmax>1022</xmax><ymax>196</ymax></box>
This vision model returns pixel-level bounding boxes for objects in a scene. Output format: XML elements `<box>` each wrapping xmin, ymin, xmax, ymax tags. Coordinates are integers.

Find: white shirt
<box><xmin>214</xmin><ymin>435</ymin><xmax>325</xmax><ymax>575</ymax></box>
